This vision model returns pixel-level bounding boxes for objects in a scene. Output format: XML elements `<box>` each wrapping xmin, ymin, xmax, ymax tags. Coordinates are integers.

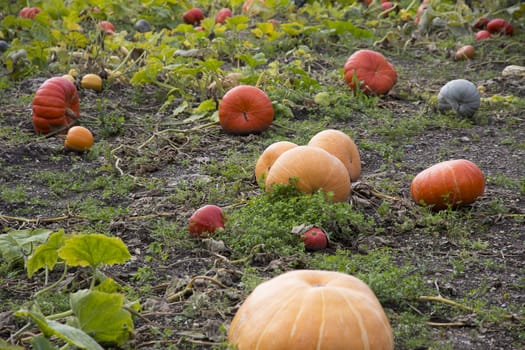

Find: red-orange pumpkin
<box><xmin>410</xmin><ymin>159</ymin><xmax>485</xmax><ymax>210</ymax></box>
<box><xmin>228</xmin><ymin>269</ymin><xmax>394</xmax><ymax>350</ymax></box>
<box><xmin>218</xmin><ymin>85</ymin><xmax>274</xmax><ymax>135</ymax></box>
<box><xmin>344</xmin><ymin>49</ymin><xmax>397</xmax><ymax>95</ymax></box>
<box><xmin>308</xmin><ymin>129</ymin><xmax>361</xmax><ymax>181</ymax></box>
<box><xmin>265</xmin><ymin>146</ymin><xmax>351</xmax><ymax>203</ymax></box>
<box><xmin>255</xmin><ymin>141</ymin><xmax>298</xmax><ymax>184</ymax></box>
<box><xmin>32</xmin><ymin>77</ymin><xmax>81</xmax><ymax>135</ymax></box>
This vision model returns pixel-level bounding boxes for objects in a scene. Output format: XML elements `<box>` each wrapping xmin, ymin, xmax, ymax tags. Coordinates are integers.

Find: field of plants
<box><xmin>0</xmin><ymin>0</ymin><xmax>524</xmax><ymax>349</ymax></box>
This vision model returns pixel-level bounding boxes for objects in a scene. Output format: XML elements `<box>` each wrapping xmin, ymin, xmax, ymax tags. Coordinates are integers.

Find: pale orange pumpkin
<box><xmin>265</xmin><ymin>146</ymin><xmax>351</xmax><ymax>203</ymax></box>
<box><xmin>228</xmin><ymin>269</ymin><xmax>394</xmax><ymax>350</ymax></box>
<box><xmin>255</xmin><ymin>141</ymin><xmax>298</xmax><ymax>183</ymax></box>
<box><xmin>308</xmin><ymin>129</ymin><xmax>361</xmax><ymax>181</ymax></box>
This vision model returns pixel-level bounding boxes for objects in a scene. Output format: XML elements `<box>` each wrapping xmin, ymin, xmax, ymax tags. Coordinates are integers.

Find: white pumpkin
<box><xmin>437</xmin><ymin>79</ymin><xmax>480</xmax><ymax>118</ymax></box>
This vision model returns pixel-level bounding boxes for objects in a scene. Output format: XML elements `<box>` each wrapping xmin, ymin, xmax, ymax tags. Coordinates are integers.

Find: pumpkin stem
<box><xmin>242</xmin><ymin>111</ymin><xmax>249</xmax><ymax>121</ymax></box>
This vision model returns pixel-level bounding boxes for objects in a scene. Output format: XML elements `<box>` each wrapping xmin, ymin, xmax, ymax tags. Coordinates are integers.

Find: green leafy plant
<box><xmin>11</xmin><ymin>231</ymin><xmax>135</xmax><ymax>348</ymax></box>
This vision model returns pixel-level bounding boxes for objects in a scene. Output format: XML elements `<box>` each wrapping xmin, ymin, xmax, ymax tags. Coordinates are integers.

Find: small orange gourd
<box><xmin>308</xmin><ymin>129</ymin><xmax>361</xmax><ymax>181</ymax></box>
<box><xmin>265</xmin><ymin>146</ymin><xmax>351</xmax><ymax>203</ymax></box>
<box><xmin>255</xmin><ymin>141</ymin><xmax>298</xmax><ymax>183</ymax></box>
<box><xmin>344</xmin><ymin>49</ymin><xmax>397</xmax><ymax>95</ymax></box>
<box><xmin>64</xmin><ymin>126</ymin><xmax>94</xmax><ymax>152</ymax></box>
<box><xmin>410</xmin><ymin>159</ymin><xmax>485</xmax><ymax>210</ymax></box>
<box><xmin>228</xmin><ymin>269</ymin><xmax>394</xmax><ymax>350</ymax></box>
<box><xmin>80</xmin><ymin>74</ymin><xmax>103</xmax><ymax>92</ymax></box>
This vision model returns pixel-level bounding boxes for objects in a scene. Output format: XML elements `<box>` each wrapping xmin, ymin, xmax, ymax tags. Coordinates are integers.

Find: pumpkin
<box><xmin>255</xmin><ymin>141</ymin><xmax>298</xmax><ymax>183</ymax></box>
<box><xmin>182</xmin><ymin>8</ymin><xmax>205</xmax><ymax>25</ymax></box>
<box><xmin>475</xmin><ymin>30</ymin><xmax>491</xmax><ymax>41</ymax></box>
<box><xmin>64</xmin><ymin>126</ymin><xmax>94</xmax><ymax>152</ymax></box>
<box><xmin>308</xmin><ymin>129</ymin><xmax>361</xmax><ymax>182</ymax></box>
<box><xmin>215</xmin><ymin>8</ymin><xmax>232</xmax><ymax>24</ymax></box>
<box><xmin>242</xmin><ymin>0</ymin><xmax>266</xmax><ymax>14</ymax></box>
<box><xmin>19</xmin><ymin>7</ymin><xmax>41</xmax><ymax>19</ymax></box>
<box><xmin>228</xmin><ymin>269</ymin><xmax>394</xmax><ymax>350</ymax></box>
<box><xmin>437</xmin><ymin>79</ymin><xmax>480</xmax><ymax>118</ymax></box>
<box><xmin>454</xmin><ymin>45</ymin><xmax>475</xmax><ymax>61</ymax></box>
<box><xmin>486</xmin><ymin>18</ymin><xmax>513</xmax><ymax>36</ymax></box>
<box><xmin>98</xmin><ymin>20</ymin><xmax>115</xmax><ymax>34</ymax></box>
<box><xmin>265</xmin><ymin>146</ymin><xmax>351</xmax><ymax>203</ymax></box>
<box><xmin>410</xmin><ymin>159</ymin><xmax>485</xmax><ymax>210</ymax></box>
<box><xmin>32</xmin><ymin>77</ymin><xmax>81</xmax><ymax>135</ymax></box>
<box><xmin>80</xmin><ymin>73</ymin><xmax>103</xmax><ymax>91</ymax></box>
<box><xmin>344</xmin><ymin>49</ymin><xmax>397</xmax><ymax>95</ymax></box>
<box><xmin>218</xmin><ymin>85</ymin><xmax>274</xmax><ymax>135</ymax></box>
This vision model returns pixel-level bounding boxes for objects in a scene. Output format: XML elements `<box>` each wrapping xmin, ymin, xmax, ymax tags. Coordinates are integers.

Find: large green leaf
<box><xmin>27</xmin><ymin>230</ymin><xmax>65</xmax><ymax>278</ymax></box>
<box><xmin>58</xmin><ymin>233</ymin><xmax>131</xmax><ymax>269</ymax></box>
<box><xmin>15</xmin><ymin>309</ymin><xmax>104</xmax><ymax>350</ymax></box>
<box><xmin>0</xmin><ymin>228</ymin><xmax>53</xmax><ymax>265</ymax></box>
<box><xmin>70</xmin><ymin>289</ymin><xmax>134</xmax><ymax>346</ymax></box>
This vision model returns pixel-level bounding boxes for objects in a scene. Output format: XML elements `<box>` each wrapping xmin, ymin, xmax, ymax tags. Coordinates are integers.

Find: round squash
<box><xmin>410</xmin><ymin>159</ymin><xmax>485</xmax><ymax>210</ymax></box>
<box><xmin>228</xmin><ymin>269</ymin><xmax>394</xmax><ymax>350</ymax></box>
<box><xmin>32</xmin><ymin>77</ymin><xmax>81</xmax><ymax>135</ymax></box>
<box><xmin>80</xmin><ymin>73</ymin><xmax>103</xmax><ymax>92</ymax></box>
<box><xmin>308</xmin><ymin>129</ymin><xmax>361</xmax><ymax>181</ymax></box>
<box><xmin>64</xmin><ymin>126</ymin><xmax>94</xmax><ymax>152</ymax></box>
<box><xmin>255</xmin><ymin>141</ymin><xmax>298</xmax><ymax>184</ymax></box>
<box><xmin>265</xmin><ymin>146</ymin><xmax>351</xmax><ymax>203</ymax></box>
<box><xmin>344</xmin><ymin>49</ymin><xmax>397</xmax><ymax>95</ymax></box>
<box><xmin>218</xmin><ymin>85</ymin><xmax>274</xmax><ymax>135</ymax></box>
<box><xmin>437</xmin><ymin>79</ymin><xmax>480</xmax><ymax>118</ymax></box>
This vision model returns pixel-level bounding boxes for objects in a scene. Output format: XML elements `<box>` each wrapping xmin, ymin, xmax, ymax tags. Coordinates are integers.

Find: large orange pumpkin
<box><xmin>255</xmin><ymin>141</ymin><xmax>298</xmax><ymax>183</ymax></box>
<box><xmin>228</xmin><ymin>269</ymin><xmax>394</xmax><ymax>350</ymax></box>
<box><xmin>343</xmin><ymin>49</ymin><xmax>397</xmax><ymax>95</ymax></box>
<box><xmin>218</xmin><ymin>85</ymin><xmax>274</xmax><ymax>135</ymax></box>
<box><xmin>308</xmin><ymin>129</ymin><xmax>361</xmax><ymax>181</ymax></box>
<box><xmin>265</xmin><ymin>146</ymin><xmax>351</xmax><ymax>203</ymax></box>
<box><xmin>32</xmin><ymin>77</ymin><xmax>81</xmax><ymax>135</ymax></box>
<box><xmin>410</xmin><ymin>159</ymin><xmax>485</xmax><ymax>210</ymax></box>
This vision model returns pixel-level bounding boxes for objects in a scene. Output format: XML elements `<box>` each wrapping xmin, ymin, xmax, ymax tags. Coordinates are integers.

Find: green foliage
<box><xmin>0</xmin><ymin>228</ymin><xmax>53</xmax><ymax>267</ymax></box>
<box><xmin>309</xmin><ymin>248</ymin><xmax>429</xmax><ymax>307</ymax></box>
<box><xmin>224</xmin><ymin>188</ymin><xmax>373</xmax><ymax>256</ymax></box>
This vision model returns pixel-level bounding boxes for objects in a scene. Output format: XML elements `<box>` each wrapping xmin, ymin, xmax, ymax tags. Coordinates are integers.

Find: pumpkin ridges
<box><xmin>255</xmin><ymin>141</ymin><xmax>298</xmax><ymax>183</ymax></box>
<box><xmin>228</xmin><ymin>270</ymin><xmax>394</xmax><ymax>350</ymax></box>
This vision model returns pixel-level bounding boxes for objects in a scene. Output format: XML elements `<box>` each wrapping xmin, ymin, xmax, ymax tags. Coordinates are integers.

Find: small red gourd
<box><xmin>308</xmin><ymin>129</ymin><xmax>361</xmax><ymax>182</ymax></box>
<box><xmin>218</xmin><ymin>85</ymin><xmax>274</xmax><ymax>135</ymax></box>
<box><xmin>265</xmin><ymin>146</ymin><xmax>351</xmax><ymax>203</ymax></box>
<box><xmin>301</xmin><ymin>226</ymin><xmax>328</xmax><ymax>251</ymax></box>
<box><xmin>182</xmin><ymin>8</ymin><xmax>205</xmax><ymax>25</ymax></box>
<box><xmin>215</xmin><ymin>8</ymin><xmax>232</xmax><ymax>24</ymax></box>
<box><xmin>255</xmin><ymin>141</ymin><xmax>298</xmax><ymax>183</ymax></box>
<box><xmin>64</xmin><ymin>126</ymin><xmax>94</xmax><ymax>152</ymax></box>
<box><xmin>475</xmin><ymin>30</ymin><xmax>491</xmax><ymax>41</ymax></box>
<box><xmin>228</xmin><ymin>270</ymin><xmax>394</xmax><ymax>350</ymax></box>
<box><xmin>486</xmin><ymin>18</ymin><xmax>513</xmax><ymax>36</ymax></box>
<box><xmin>32</xmin><ymin>77</ymin><xmax>81</xmax><ymax>135</ymax></box>
<box><xmin>19</xmin><ymin>7</ymin><xmax>41</xmax><ymax>19</ymax></box>
<box><xmin>410</xmin><ymin>159</ymin><xmax>485</xmax><ymax>210</ymax></box>
<box><xmin>344</xmin><ymin>49</ymin><xmax>397</xmax><ymax>95</ymax></box>
<box><xmin>188</xmin><ymin>205</ymin><xmax>225</xmax><ymax>238</ymax></box>
<box><xmin>98</xmin><ymin>21</ymin><xmax>115</xmax><ymax>34</ymax></box>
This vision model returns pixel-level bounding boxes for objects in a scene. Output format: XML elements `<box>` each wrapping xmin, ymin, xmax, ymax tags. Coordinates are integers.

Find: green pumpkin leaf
<box><xmin>324</xmin><ymin>20</ymin><xmax>374</xmax><ymax>39</ymax></box>
<box><xmin>31</xmin><ymin>336</ymin><xmax>58</xmax><ymax>350</ymax></box>
<box><xmin>0</xmin><ymin>228</ymin><xmax>53</xmax><ymax>265</ymax></box>
<box><xmin>0</xmin><ymin>339</ymin><xmax>25</xmax><ymax>350</ymax></box>
<box><xmin>58</xmin><ymin>233</ymin><xmax>131</xmax><ymax>269</ymax></box>
<box><xmin>27</xmin><ymin>230</ymin><xmax>65</xmax><ymax>278</ymax></box>
<box><xmin>15</xmin><ymin>309</ymin><xmax>104</xmax><ymax>350</ymax></box>
<box><xmin>70</xmin><ymin>289</ymin><xmax>134</xmax><ymax>346</ymax></box>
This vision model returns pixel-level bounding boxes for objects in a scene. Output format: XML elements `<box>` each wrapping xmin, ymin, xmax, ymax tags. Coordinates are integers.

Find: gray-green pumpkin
<box><xmin>437</xmin><ymin>79</ymin><xmax>480</xmax><ymax>117</ymax></box>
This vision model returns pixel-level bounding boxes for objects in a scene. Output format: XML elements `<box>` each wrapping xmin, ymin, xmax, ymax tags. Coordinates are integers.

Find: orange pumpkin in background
<box><xmin>255</xmin><ymin>141</ymin><xmax>298</xmax><ymax>183</ymax></box>
<box><xmin>32</xmin><ymin>77</ymin><xmax>81</xmax><ymax>135</ymax></box>
<box><xmin>344</xmin><ymin>49</ymin><xmax>397</xmax><ymax>95</ymax></box>
<box><xmin>228</xmin><ymin>269</ymin><xmax>394</xmax><ymax>350</ymax></box>
<box><xmin>242</xmin><ymin>0</ymin><xmax>266</xmax><ymax>14</ymax></box>
<box><xmin>308</xmin><ymin>129</ymin><xmax>361</xmax><ymax>181</ymax></box>
<box><xmin>265</xmin><ymin>146</ymin><xmax>351</xmax><ymax>203</ymax></box>
<box><xmin>410</xmin><ymin>159</ymin><xmax>485</xmax><ymax>210</ymax></box>
<box><xmin>218</xmin><ymin>85</ymin><xmax>274</xmax><ymax>135</ymax></box>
